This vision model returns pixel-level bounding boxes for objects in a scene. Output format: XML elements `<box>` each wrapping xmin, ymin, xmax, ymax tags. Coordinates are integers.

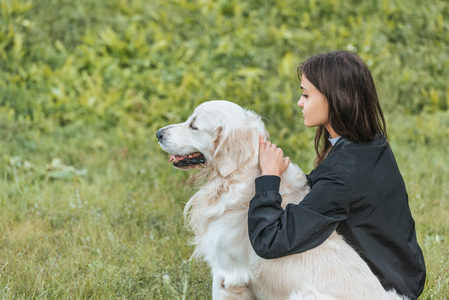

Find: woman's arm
<box><xmin>248</xmin><ymin>166</ymin><xmax>351</xmax><ymax>259</ymax></box>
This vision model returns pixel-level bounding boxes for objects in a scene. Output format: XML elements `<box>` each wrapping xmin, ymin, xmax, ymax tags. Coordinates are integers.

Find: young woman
<box><xmin>248</xmin><ymin>51</ymin><xmax>426</xmax><ymax>299</ymax></box>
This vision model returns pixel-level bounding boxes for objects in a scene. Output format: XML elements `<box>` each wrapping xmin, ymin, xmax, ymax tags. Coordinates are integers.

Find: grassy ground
<box><xmin>1</xmin><ymin>111</ymin><xmax>448</xmax><ymax>299</ymax></box>
<box><xmin>1</xmin><ymin>0</ymin><xmax>448</xmax><ymax>299</ymax></box>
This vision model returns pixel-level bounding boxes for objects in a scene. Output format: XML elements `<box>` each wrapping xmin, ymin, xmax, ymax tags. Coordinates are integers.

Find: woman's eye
<box><xmin>301</xmin><ymin>93</ymin><xmax>309</xmax><ymax>99</ymax></box>
<box><xmin>190</xmin><ymin>123</ymin><xmax>198</xmax><ymax>130</ymax></box>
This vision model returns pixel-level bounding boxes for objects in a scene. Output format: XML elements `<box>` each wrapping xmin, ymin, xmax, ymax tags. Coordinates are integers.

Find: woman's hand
<box><xmin>258</xmin><ymin>135</ymin><xmax>290</xmax><ymax>177</ymax></box>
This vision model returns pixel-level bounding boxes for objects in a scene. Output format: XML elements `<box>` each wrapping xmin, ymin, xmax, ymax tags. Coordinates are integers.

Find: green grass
<box><xmin>389</xmin><ymin>113</ymin><xmax>449</xmax><ymax>299</ymax></box>
<box><xmin>0</xmin><ymin>0</ymin><xmax>448</xmax><ymax>298</ymax></box>
<box><xmin>1</xmin><ymin>111</ymin><xmax>448</xmax><ymax>299</ymax></box>
<box><xmin>0</xmin><ymin>121</ymin><xmax>209</xmax><ymax>299</ymax></box>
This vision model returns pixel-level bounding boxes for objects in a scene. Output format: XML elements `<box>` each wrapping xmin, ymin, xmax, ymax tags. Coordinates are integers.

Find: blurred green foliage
<box><xmin>0</xmin><ymin>0</ymin><xmax>448</xmax><ymax>299</ymax></box>
<box><xmin>1</xmin><ymin>0</ymin><xmax>448</xmax><ymax>131</ymax></box>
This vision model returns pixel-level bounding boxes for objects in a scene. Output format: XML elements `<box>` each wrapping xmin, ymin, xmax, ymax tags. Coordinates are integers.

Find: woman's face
<box><xmin>297</xmin><ymin>74</ymin><xmax>335</xmax><ymax>136</ymax></box>
<box><xmin>298</xmin><ymin>74</ymin><xmax>339</xmax><ymax>138</ymax></box>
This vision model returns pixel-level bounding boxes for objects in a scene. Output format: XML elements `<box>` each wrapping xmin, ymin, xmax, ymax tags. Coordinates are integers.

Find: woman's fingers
<box><xmin>259</xmin><ymin>134</ymin><xmax>287</xmax><ymax>164</ymax></box>
<box><xmin>258</xmin><ymin>135</ymin><xmax>290</xmax><ymax>176</ymax></box>
<box><xmin>259</xmin><ymin>135</ymin><xmax>265</xmax><ymax>149</ymax></box>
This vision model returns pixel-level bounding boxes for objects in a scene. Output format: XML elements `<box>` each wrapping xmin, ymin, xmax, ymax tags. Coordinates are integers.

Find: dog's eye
<box><xmin>189</xmin><ymin>122</ymin><xmax>198</xmax><ymax>130</ymax></box>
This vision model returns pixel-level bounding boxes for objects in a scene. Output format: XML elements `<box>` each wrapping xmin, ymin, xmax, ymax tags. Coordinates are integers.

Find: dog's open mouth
<box><xmin>168</xmin><ymin>152</ymin><xmax>206</xmax><ymax>169</ymax></box>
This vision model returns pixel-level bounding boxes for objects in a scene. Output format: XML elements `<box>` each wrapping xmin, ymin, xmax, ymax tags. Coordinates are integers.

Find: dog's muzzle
<box><xmin>156</xmin><ymin>127</ymin><xmax>207</xmax><ymax>169</ymax></box>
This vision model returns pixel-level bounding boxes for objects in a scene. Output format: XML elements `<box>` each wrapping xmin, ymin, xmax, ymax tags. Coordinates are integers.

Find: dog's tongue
<box><xmin>168</xmin><ymin>153</ymin><xmax>202</xmax><ymax>163</ymax></box>
<box><xmin>169</xmin><ymin>154</ymin><xmax>188</xmax><ymax>163</ymax></box>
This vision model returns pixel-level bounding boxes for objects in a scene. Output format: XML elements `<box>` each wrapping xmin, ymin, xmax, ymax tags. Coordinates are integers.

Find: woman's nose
<box><xmin>297</xmin><ymin>98</ymin><xmax>303</xmax><ymax>108</ymax></box>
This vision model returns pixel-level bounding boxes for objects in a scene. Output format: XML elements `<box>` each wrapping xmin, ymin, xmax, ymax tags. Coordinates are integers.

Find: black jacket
<box><xmin>248</xmin><ymin>136</ymin><xmax>426</xmax><ymax>299</ymax></box>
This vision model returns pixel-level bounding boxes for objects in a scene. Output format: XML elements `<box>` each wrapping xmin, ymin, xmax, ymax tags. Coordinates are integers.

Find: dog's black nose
<box><xmin>156</xmin><ymin>129</ymin><xmax>164</xmax><ymax>142</ymax></box>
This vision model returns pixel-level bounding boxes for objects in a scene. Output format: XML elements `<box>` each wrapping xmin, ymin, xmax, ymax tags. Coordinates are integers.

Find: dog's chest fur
<box><xmin>192</xmin><ymin>178</ymin><xmax>255</xmax><ymax>283</ymax></box>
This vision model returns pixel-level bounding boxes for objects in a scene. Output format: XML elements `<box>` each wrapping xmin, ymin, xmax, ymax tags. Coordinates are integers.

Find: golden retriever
<box><xmin>156</xmin><ymin>100</ymin><xmax>404</xmax><ymax>300</ymax></box>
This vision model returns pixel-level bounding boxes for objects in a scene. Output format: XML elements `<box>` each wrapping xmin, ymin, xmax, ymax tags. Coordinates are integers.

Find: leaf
<box><xmin>236</xmin><ymin>68</ymin><xmax>265</xmax><ymax>78</ymax></box>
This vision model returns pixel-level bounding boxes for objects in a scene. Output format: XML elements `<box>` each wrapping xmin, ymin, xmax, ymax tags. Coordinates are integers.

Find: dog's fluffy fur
<box><xmin>157</xmin><ymin>100</ymin><xmax>404</xmax><ymax>300</ymax></box>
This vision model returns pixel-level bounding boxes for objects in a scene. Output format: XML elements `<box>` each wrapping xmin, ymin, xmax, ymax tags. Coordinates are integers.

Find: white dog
<box><xmin>157</xmin><ymin>100</ymin><xmax>404</xmax><ymax>300</ymax></box>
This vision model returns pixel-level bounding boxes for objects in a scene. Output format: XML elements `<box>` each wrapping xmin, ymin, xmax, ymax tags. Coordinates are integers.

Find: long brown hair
<box><xmin>297</xmin><ymin>51</ymin><xmax>387</xmax><ymax>167</ymax></box>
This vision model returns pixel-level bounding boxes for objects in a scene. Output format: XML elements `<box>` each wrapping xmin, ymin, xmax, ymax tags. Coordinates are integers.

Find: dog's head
<box><xmin>156</xmin><ymin>100</ymin><xmax>268</xmax><ymax>177</ymax></box>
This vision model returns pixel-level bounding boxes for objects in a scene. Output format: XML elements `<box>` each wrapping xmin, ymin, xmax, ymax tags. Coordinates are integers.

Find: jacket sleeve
<box><xmin>248</xmin><ymin>166</ymin><xmax>351</xmax><ymax>259</ymax></box>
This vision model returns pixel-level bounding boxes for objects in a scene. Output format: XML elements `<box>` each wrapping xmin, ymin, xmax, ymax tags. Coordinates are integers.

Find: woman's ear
<box><xmin>212</xmin><ymin>126</ymin><xmax>257</xmax><ymax>177</ymax></box>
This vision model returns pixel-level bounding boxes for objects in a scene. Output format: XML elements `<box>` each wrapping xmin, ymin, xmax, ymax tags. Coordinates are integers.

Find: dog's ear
<box><xmin>212</xmin><ymin>126</ymin><xmax>257</xmax><ymax>178</ymax></box>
